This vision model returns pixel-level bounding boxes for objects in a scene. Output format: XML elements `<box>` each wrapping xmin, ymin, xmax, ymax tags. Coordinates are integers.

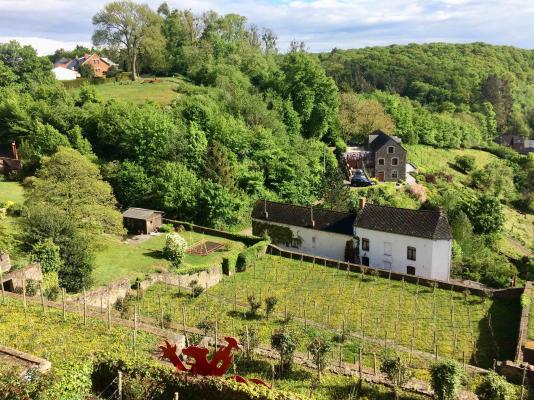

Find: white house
<box><xmin>251</xmin><ymin>199</ymin><xmax>453</xmax><ymax>281</ymax></box>
<box><xmin>251</xmin><ymin>200</ymin><xmax>355</xmax><ymax>261</ymax></box>
<box><xmin>353</xmin><ymin>201</ymin><xmax>452</xmax><ymax>281</ymax></box>
<box><xmin>52</xmin><ymin>66</ymin><xmax>80</xmax><ymax>81</ymax></box>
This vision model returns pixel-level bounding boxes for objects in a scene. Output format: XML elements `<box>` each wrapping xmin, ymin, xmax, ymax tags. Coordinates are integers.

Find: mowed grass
<box><xmin>92</xmin><ymin>232</ymin><xmax>245</xmax><ymax>287</ymax></box>
<box><xmin>71</xmin><ymin>78</ymin><xmax>180</xmax><ymax>105</ymax></box>
<box><xmin>0</xmin><ymin>180</ymin><xmax>25</xmax><ymax>204</ymax></box>
<box><xmin>132</xmin><ymin>255</ymin><xmax>519</xmax><ymax>370</ymax></box>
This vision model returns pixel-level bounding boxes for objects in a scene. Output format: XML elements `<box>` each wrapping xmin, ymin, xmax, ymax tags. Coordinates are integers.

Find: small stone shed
<box><xmin>122</xmin><ymin>207</ymin><xmax>164</xmax><ymax>234</ymax></box>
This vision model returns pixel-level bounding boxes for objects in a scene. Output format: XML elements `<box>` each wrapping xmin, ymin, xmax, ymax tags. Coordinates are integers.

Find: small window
<box><xmin>388</xmin><ymin>146</ymin><xmax>395</xmax><ymax>154</ymax></box>
<box><xmin>290</xmin><ymin>238</ymin><xmax>300</xmax><ymax>248</ymax></box>
<box><xmin>407</xmin><ymin>266</ymin><xmax>416</xmax><ymax>275</ymax></box>
<box><xmin>378</xmin><ymin>158</ymin><xmax>385</xmax><ymax>166</ymax></box>
<box><xmin>312</xmin><ymin>236</ymin><xmax>316</xmax><ymax>244</ymax></box>
<box><xmin>384</xmin><ymin>242</ymin><xmax>392</xmax><ymax>256</ymax></box>
<box><xmin>391</xmin><ymin>170</ymin><xmax>398</xmax><ymax>179</ymax></box>
<box><xmin>407</xmin><ymin>246</ymin><xmax>416</xmax><ymax>261</ymax></box>
<box><xmin>362</xmin><ymin>238</ymin><xmax>370</xmax><ymax>251</ymax></box>
<box><xmin>391</xmin><ymin>157</ymin><xmax>398</xmax><ymax>166</ymax></box>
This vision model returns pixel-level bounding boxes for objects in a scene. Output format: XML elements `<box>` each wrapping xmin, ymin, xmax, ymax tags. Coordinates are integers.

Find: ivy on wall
<box><xmin>252</xmin><ymin>221</ymin><xmax>297</xmax><ymax>245</ymax></box>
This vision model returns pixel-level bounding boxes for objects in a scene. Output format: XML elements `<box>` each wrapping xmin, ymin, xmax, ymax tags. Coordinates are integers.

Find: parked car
<box><xmin>351</xmin><ymin>172</ymin><xmax>375</xmax><ymax>187</ymax></box>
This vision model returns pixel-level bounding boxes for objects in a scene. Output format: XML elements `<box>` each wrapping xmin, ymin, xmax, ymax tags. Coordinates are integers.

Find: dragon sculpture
<box><xmin>159</xmin><ymin>336</ymin><xmax>269</xmax><ymax>388</ymax></box>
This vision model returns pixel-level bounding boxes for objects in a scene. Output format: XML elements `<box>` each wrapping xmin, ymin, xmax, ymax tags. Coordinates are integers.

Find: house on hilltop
<box><xmin>498</xmin><ymin>134</ymin><xmax>534</xmax><ymax>154</ymax></box>
<box><xmin>344</xmin><ymin>130</ymin><xmax>408</xmax><ymax>182</ymax></box>
<box><xmin>251</xmin><ymin>198</ymin><xmax>452</xmax><ymax>281</ymax></box>
<box><xmin>54</xmin><ymin>53</ymin><xmax>117</xmax><ymax>78</ymax></box>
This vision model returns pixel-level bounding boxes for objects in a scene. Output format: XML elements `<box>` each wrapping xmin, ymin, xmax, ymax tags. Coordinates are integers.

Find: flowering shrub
<box><xmin>163</xmin><ymin>233</ymin><xmax>188</xmax><ymax>268</ymax></box>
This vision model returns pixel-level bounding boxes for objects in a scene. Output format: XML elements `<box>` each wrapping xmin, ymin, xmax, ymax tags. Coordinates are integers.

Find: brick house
<box><xmin>64</xmin><ymin>54</ymin><xmax>116</xmax><ymax>77</ymax></box>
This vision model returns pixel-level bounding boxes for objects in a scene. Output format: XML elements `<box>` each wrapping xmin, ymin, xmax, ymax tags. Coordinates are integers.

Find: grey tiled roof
<box><xmin>122</xmin><ymin>207</ymin><xmax>163</xmax><ymax>220</ymax></box>
<box><xmin>354</xmin><ymin>203</ymin><xmax>452</xmax><ymax>240</ymax></box>
<box><xmin>252</xmin><ymin>200</ymin><xmax>355</xmax><ymax>236</ymax></box>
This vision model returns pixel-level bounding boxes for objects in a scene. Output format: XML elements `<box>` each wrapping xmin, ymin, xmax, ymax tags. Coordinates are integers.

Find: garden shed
<box><xmin>122</xmin><ymin>207</ymin><xmax>163</xmax><ymax>234</ymax></box>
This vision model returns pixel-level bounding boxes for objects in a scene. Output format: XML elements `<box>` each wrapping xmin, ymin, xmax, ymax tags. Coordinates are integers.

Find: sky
<box><xmin>0</xmin><ymin>0</ymin><xmax>533</xmax><ymax>55</ymax></box>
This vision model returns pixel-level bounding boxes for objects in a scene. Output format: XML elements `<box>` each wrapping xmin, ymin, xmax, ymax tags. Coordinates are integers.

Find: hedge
<box><xmin>92</xmin><ymin>355</ymin><xmax>307</xmax><ymax>400</ymax></box>
<box><xmin>235</xmin><ymin>240</ymin><xmax>269</xmax><ymax>272</ymax></box>
<box><xmin>222</xmin><ymin>256</ymin><xmax>237</xmax><ymax>276</ymax></box>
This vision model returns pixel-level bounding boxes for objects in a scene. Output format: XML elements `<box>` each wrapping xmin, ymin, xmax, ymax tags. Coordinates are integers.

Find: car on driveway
<box><xmin>351</xmin><ymin>170</ymin><xmax>375</xmax><ymax>187</ymax></box>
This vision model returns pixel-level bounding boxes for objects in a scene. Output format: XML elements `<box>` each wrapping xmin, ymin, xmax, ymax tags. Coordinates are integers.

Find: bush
<box><xmin>196</xmin><ymin>319</ymin><xmax>215</xmax><ymax>336</ymax></box>
<box><xmin>44</xmin><ymin>285</ymin><xmax>60</xmax><ymax>301</ymax></box>
<box><xmin>265</xmin><ymin>296</ymin><xmax>278</xmax><ymax>320</ymax></box>
<box><xmin>236</xmin><ymin>240</ymin><xmax>269</xmax><ymax>272</ymax></box>
<box><xmin>163</xmin><ymin>233</ymin><xmax>188</xmax><ymax>268</ymax></box>
<box><xmin>476</xmin><ymin>371</ymin><xmax>513</xmax><ymax>400</ymax></box>
<box><xmin>25</xmin><ymin>279</ymin><xmax>38</xmax><ymax>296</ymax></box>
<box><xmin>189</xmin><ymin>280</ymin><xmax>204</xmax><ymax>298</ymax></box>
<box><xmin>31</xmin><ymin>238</ymin><xmax>62</xmax><ymax>274</ymax></box>
<box><xmin>238</xmin><ymin>326</ymin><xmax>260</xmax><ymax>360</ymax></box>
<box><xmin>307</xmin><ymin>336</ymin><xmax>331</xmax><ymax>381</ymax></box>
<box><xmin>158</xmin><ymin>223</ymin><xmax>174</xmax><ymax>233</ymax></box>
<box><xmin>222</xmin><ymin>256</ymin><xmax>236</xmax><ymax>276</ymax></box>
<box><xmin>430</xmin><ymin>360</ymin><xmax>464</xmax><ymax>400</ymax></box>
<box><xmin>271</xmin><ymin>329</ymin><xmax>298</xmax><ymax>375</ymax></box>
<box><xmin>162</xmin><ymin>312</ymin><xmax>173</xmax><ymax>329</ymax></box>
<box><xmin>247</xmin><ymin>295</ymin><xmax>261</xmax><ymax>318</ymax></box>
<box><xmin>380</xmin><ymin>354</ymin><xmax>412</xmax><ymax>399</ymax></box>
<box><xmin>454</xmin><ymin>155</ymin><xmax>476</xmax><ymax>173</ymax></box>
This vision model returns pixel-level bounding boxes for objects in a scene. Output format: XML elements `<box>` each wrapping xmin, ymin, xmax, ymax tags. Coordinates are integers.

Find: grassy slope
<box><xmin>71</xmin><ymin>78</ymin><xmax>180</xmax><ymax>105</ymax></box>
<box><xmin>405</xmin><ymin>144</ymin><xmax>534</xmax><ymax>260</ymax></box>
<box><xmin>0</xmin><ymin>180</ymin><xmax>25</xmax><ymax>204</ymax></box>
<box><xmin>132</xmin><ymin>255</ymin><xmax>519</xmax><ymax>370</ymax></box>
<box><xmin>92</xmin><ymin>232</ymin><xmax>245</xmax><ymax>287</ymax></box>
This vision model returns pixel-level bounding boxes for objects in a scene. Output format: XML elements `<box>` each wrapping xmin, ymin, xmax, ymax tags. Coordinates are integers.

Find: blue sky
<box><xmin>0</xmin><ymin>0</ymin><xmax>533</xmax><ymax>55</ymax></box>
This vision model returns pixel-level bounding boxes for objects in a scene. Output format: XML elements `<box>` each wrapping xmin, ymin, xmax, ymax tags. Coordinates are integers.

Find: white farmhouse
<box><xmin>353</xmin><ymin>201</ymin><xmax>452</xmax><ymax>281</ymax></box>
<box><xmin>252</xmin><ymin>199</ymin><xmax>453</xmax><ymax>281</ymax></box>
<box><xmin>252</xmin><ymin>200</ymin><xmax>355</xmax><ymax>261</ymax></box>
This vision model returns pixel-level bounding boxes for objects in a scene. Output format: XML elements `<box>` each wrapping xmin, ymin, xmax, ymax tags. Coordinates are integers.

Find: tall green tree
<box><xmin>92</xmin><ymin>1</ymin><xmax>162</xmax><ymax>79</ymax></box>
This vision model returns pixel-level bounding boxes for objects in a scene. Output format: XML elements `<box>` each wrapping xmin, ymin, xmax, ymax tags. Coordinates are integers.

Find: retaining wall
<box><xmin>1</xmin><ymin>263</ymin><xmax>43</xmax><ymax>291</ymax></box>
<box><xmin>68</xmin><ymin>278</ymin><xmax>132</xmax><ymax>308</ymax></box>
<box><xmin>0</xmin><ymin>344</ymin><xmax>51</xmax><ymax>373</ymax></box>
<box><xmin>515</xmin><ymin>282</ymin><xmax>533</xmax><ymax>363</ymax></box>
<box><xmin>139</xmin><ymin>266</ymin><xmax>222</xmax><ymax>291</ymax></box>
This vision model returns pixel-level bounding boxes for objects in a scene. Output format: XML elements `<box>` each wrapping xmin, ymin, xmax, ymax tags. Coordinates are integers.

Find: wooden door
<box><xmin>377</xmin><ymin>171</ymin><xmax>385</xmax><ymax>181</ymax></box>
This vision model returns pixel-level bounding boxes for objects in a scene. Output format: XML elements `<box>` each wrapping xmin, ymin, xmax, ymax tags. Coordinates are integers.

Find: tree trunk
<box><xmin>131</xmin><ymin>52</ymin><xmax>137</xmax><ymax>81</ymax></box>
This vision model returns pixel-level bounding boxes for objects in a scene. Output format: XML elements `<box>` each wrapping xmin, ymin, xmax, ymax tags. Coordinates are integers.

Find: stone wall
<box><xmin>515</xmin><ymin>282</ymin><xmax>532</xmax><ymax>363</ymax></box>
<box><xmin>67</xmin><ymin>278</ymin><xmax>132</xmax><ymax>308</ymax></box>
<box><xmin>2</xmin><ymin>263</ymin><xmax>43</xmax><ymax>291</ymax></box>
<box><xmin>0</xmin><ymin>252</ymin><xmax>10</xmax><ymax>273</ymax></box>
<box><xmin>139</xmin><ymin>266</ymin><xmax>222</xmax><ymax>291</ymax></box>
<box><xmin>0</xmin><ymin>344</ymin><xmax>51</xmax><ymax>373</ymax></box>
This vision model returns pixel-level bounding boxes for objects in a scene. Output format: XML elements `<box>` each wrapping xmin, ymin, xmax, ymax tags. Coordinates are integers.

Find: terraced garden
<box><xmin>129</xmin><ymin>254</ymin><xmax>520</xmax><ymax>373</ymax></box>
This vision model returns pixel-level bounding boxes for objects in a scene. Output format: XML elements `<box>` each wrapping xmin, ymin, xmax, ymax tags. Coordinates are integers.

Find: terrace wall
<box><xmin>515</xmin><ymin>282</ymin><xmax>533</xmax><ymax>364</ymax></box>
<box><xmin>267</xmin><ymin>244</ymin><xmax>522</xmax><ymax>298</ymax></box>
<box><xmin>139</xmin><ymin>266</ymin><xmax>222</xmax><ymax>291</ymax></box>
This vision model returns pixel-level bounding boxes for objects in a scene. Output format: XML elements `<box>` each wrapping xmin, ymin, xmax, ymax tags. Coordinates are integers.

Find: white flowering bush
<box><xmin>163</xmin><ymin>233</ymin><xmax>188</xmax><ymax>268</ymax></box>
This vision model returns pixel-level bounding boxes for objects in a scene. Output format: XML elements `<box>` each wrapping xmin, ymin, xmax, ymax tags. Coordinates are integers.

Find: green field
<box><xmin>92</xmin><ymin>232</ymin><xmax>245</xmax><ymax>287</ymax></box>
<box><xmin>71</xmin><ymin>78</ymin><xmax>180</xmax><ymax>105</ymax></box>
<box><xmin>130</xmin><ymin>255</ymin><xmax>519</xmax><ymax>371</ymax></box>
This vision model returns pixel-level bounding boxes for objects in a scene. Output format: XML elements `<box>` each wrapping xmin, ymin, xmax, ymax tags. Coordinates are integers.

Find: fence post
<box><xmin>107</xmin><ymin>300</ymin><xmax>111</xmax><ymax>330</ymax></box>
<box><xmin>373</xmin><ymin>353</ymin><xmax>377</xmax><ymax>375</ymax></box>
<box><xmin>118</xmin><ymin>371</ymin><xmax>123</xmax><ymax>400</ymax></box>
<box><xmin>22</xmin><ymin>278</ymin><xmax>27</xmax><ymax>318</ymax></box>
<box><xmin>83</xmin><ymin>289</ymin><xmax>87</xmax><ymax>326</ymax></box>
<box><xmin>62</xmin><ymin>288</ymin><xmax>66</xmax><ymax>321</ymax></box>
<box><xmin>39</xmin><ymin>282</ymin><xmax>45</xmax><ymax>313</ymax></box>
<box><xmin>0</xmin><ymin>267</ymin><xmax>4</xmax><ymax>304</ymax></box>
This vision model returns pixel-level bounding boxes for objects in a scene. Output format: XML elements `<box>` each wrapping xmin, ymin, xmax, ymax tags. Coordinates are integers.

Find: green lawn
<box><xmin>0</xmin><ymin>180</ymin><xmax>25</xmax><ymax>204</ymax></box>
<box><xmin>71</xmin><ymin>78</ymin><xmax>180</xmax><ymax>105</ymax></box>
<box><xmin>92</xmin><ymin>232</ymin><xmax>245</xmax><ymax>287</ymax></box>
<box><xmin>404</xmin><ymin>144</ymin><xmax>498</xmax><ymax>183</ymax></box>
<box><xmin>129</xmin><ymin>254</ymin><xmax>520</xmax><ymax>372</ymax></box>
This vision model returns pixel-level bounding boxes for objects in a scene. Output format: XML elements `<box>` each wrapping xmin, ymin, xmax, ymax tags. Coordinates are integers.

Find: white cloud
<box><xmin>0</xmin><ymin>36</ymin><xmax>91</xmax><ymax>56</ymax></box>
<box><xmin>0</xmin><ymin>0</ymin><xmax>533</xmax><ymax>53</ymax></box>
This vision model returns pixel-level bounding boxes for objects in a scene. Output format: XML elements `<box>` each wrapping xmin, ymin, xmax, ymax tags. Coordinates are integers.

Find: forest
<box><xmin>0</xmin><ymin>2</ymin><xmax>533</xmax><ymax>293</ymax></box>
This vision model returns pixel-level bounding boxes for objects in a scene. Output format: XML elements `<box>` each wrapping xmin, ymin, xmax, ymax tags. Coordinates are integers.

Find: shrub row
<box><xmin>235</xmin><ymin>240</ymin><xmax>269</xmax><ymax>272</ymax></box>
<box><xmin>92</xmin><ymin>355</ymin><xmax>306</xmax><ymax>400</ymax></box>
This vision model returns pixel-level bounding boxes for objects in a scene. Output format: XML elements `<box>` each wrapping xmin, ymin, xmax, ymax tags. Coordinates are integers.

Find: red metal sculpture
<box><xmin>159</xmin><ymin>336</ymin><xmax>269</xmax><ymax>388</ymax></box>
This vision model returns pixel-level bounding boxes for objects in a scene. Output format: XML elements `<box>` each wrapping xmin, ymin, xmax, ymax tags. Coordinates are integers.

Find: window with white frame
<box><xmin>391</xmin><ymin>157</ymin><xmax>398</xmax><ymax>166</ymax></box>
<box><xmin>388</xmin><ymin>146</ymin><xmax>395</xmax><ymax>154</ymax></box>
<box><xmin>362</xmin><ymin>238</ymin><xmax>369</xmax><ymax>251</ymax></box>
<box><xmin>407</xmin><ymin>246</ymin><xmax>416</xmax><ymax>261</ymax></box>
<box><xmin>378</xmin><ymin>158</ymin><xmax>385</xmax><ymax>166</ymax></box>
<box><xmin>391</xmin><ymin>170</ymin><xmax>398</xmax><ymax>179</ymax></box>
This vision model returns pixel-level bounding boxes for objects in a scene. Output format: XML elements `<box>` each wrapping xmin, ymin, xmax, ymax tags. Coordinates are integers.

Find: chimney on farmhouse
<box><xmin>11</xmin><ymin>141</ymin><xmax>18</xmax><ymax>160</ymax></box>
<box><xmin>310</xmin><ymin>206</ymin><xmax>315</xmax><ymax>228</ymax></box>
<box><xmin>263</xmin><ymin>199</ymin><xmax>269</xmax><ymax>219</ymax></box>
<box><xmin>359</xmin><ymin>197</ymin><xmax>367</xmax><ymax>210</ymax></box>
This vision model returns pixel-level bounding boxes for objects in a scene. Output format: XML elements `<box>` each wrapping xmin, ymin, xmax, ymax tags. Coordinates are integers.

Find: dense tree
<box><xmin>92</xmin><ymin>1</ymin><xmax>163</xmax><ymax>79</ymax></box>
<box><xmin>430</xmin><ymin>360</ymin><xmax>464</xmax><ymax>400</ymax></box>
<box><xmin>0</xmin><ymin>41</ymin><xmax>54</xmax><ymax>86</ymax></box>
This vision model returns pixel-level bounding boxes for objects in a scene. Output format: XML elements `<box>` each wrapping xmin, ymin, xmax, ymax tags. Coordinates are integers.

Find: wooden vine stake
<box><xmin>107</xmin><ymin>300</ymin><xmax>111</xmax><ymax>330</ymax></box>
<box><xmin>62</xmin><ymin>288</ymin><xmax>66</xmax><ymax>321</ymax></box>
<box><xmin>83</xmin><ymin>289</ymin><xmax>87</xmax><ymax>326</ymax></box>
<box><xmin>22</xmin><ymin>278</ymin><xmax>27</xmax><ymax>318</ymax></box>
<box><xmin>0</xmin><ymin>267</ymin><xmax>4</xmax><ymax>304</ymax></box>
<box><xmin>39</xmin><ymin>282</ymin><xmax>45</xmax><ymax>314</ymax></box>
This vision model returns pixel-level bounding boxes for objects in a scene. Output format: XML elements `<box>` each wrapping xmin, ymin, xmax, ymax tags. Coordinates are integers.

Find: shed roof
<box><xmin>354</xmin><ymin>203</ymin><xmax>452</xmax><ymax>240</ymax></box>
<box><xmin>252</xmin><ymin>200</ymin><xmax>355</xmax><ymax>236</ymax></box>
<box><xmin>122</xmin><ymin>207</ymin><xmax>163</xmax><ymax>220</ymax></box>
